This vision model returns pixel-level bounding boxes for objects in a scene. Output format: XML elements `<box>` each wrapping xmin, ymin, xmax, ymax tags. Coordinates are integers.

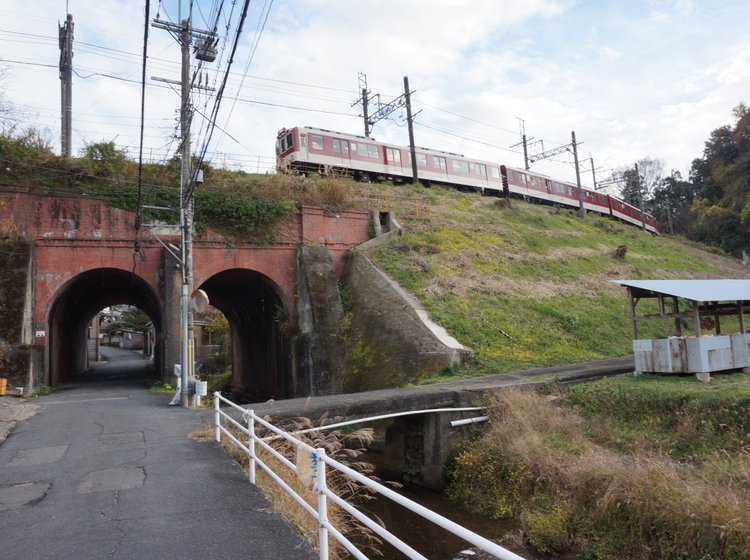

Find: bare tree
<box><xmin>0</xmin><ymin>66</ymin><xmax>17</xmax><ymax>131</ymax></box>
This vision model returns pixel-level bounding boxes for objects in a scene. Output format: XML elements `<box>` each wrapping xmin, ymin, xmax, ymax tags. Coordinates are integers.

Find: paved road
<box><xmin>0</xmin><ymin>347</ymin><xmax>315</xmax><ymax>560</ymax></box>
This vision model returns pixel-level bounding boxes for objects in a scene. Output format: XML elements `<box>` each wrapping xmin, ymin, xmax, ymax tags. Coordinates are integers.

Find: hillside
<box><xmin>357</xmin><ymin>181</ymin><xmax>747</xmax><ymax>378</ymax></box>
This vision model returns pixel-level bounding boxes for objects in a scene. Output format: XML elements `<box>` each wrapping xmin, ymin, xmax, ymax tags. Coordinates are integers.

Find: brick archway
<box><xmin>47</xmin><ymin>268</ymin><xmax>163</xmax><ymax>384</ymax></box>
<box><xmin>199</xmin><ymin>268</ymin><xmax>291</xmax><ymax>400</ymax></box>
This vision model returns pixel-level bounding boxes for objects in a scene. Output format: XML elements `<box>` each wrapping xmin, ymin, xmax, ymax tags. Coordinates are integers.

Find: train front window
<box><xmin>276</xmin><ymin>131</ymin><xmax>294</xmax><ymax>155</ymax></box>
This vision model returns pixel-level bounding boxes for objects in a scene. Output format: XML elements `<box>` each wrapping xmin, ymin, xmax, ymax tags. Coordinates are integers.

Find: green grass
<box><xmin>365</xmin><ymin>183</ymin><xmax>747</xmax><ymax>379</ymax></box>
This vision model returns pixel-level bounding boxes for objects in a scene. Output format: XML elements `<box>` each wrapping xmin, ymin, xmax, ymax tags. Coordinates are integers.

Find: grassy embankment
<box><xmin>364</xmin><ymin>181</ymin><xmax>747</xmax><ymax>377</ymax></box>
<box><xmin>356</xmin><ymin>181</ymin><xmax>750</xmax><ymax>559</ymax></box>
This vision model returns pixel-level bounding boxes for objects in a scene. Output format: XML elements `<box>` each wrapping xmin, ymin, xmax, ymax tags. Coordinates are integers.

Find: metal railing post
<box><xmin>214</xmin><ymin>392</ymin><xmax>221</xmax><ymax>442</ymax></box>
<box><xmin>316</xmin><ymin>448</ymin><xmax>328</xmax><ymax>560</ymax></box>
<box><xmin>247</xmin><ymin>409</ymin><xmax>256</xmax><ymax>484</ymax></box>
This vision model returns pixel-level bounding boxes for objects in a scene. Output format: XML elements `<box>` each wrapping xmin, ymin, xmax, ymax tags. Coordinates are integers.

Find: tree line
<box><xmin>619</xmin><ymin>102</ymin><xmax>749</xmax><ymax>255</ymax></box>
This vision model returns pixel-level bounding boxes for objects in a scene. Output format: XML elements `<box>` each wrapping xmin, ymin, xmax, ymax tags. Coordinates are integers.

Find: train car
<box><xmin>277</xmin><ymin>126</ymin><xmax>659</xmax><ymax>234</ymax></box>
<box><xmin>501</xmin><ymin>165</ymin><xmax>613</xmax><ymax>217</ymax></box>
<box><xmin>276</xmin><ymin>126</ymin><xmax>506</xmax><ymax>193</ymax></box>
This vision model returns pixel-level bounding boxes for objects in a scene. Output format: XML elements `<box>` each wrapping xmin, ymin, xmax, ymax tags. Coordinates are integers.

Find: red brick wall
<box><xmin>0</xmin><ymin>190</ymin><xmax>371</xmax><ymax>344</ymax></box>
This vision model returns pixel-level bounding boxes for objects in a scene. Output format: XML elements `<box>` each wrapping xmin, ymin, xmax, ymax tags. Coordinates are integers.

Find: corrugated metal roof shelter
<box><xmin>613</xmin><ymin>279</ymin><xmax>750</xmax><ymax>380</ymax></box>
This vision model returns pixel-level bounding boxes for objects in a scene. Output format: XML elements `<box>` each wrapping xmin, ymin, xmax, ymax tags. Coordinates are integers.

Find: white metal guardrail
<box><xmin>213</xmin><ymin>392</ymin><xmax>525</xmax><ymax>560</ymax></box>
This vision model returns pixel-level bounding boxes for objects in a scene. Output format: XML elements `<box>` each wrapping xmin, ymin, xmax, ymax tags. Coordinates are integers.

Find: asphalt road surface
<box><xmin>0</xmin><ymin>347</ymin><xmax>315</xmax><ymax>560</ymax></box>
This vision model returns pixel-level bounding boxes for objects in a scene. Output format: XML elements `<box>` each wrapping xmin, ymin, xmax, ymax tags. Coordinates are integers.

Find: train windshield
<box><xmin>276</xmin><ymin>131</ymin><xmax>294</xmax><ymax>155</ymax></box>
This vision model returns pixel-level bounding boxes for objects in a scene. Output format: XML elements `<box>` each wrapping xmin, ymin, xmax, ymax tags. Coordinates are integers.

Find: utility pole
<box><xmin>153</xmin><ymin>6</ymin><xmax>216</xmax><ymax>407</ymax></box>
<box><xmin>634</xmin><ymin>162</ymin><xmax>646</xmax><ymax>230</ymax></box>
<box><xmin>403</xmin><ymin>76</ymin><xmax>418</xmax><ymax>184</ymax></box>
<box><xmin>571</xmin><ymin>131</ymin><xmax>585</xmax><ymax>216</ymax></box>
<box><xmin>58</xmin><ymin>12</ymin><xmax>73</xmax><ymax>158</ymax></box>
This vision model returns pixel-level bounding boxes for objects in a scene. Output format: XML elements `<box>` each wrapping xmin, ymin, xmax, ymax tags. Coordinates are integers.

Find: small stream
<box><xmin>358</xmin><ymin>452</ymin><xmax>574</xmax><ymax>560</ymax></box>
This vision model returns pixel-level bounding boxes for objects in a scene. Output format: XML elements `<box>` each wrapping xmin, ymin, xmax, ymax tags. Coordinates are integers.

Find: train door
<box><xmin>332</xmin><ymin>138</ymin><xmax>351</xmax><ymax>171</ymax></box>
<box><xmin>433</xmin><ymin>155</ymin><xmax>449</xmax><ymax>182</ymax></box>
<box><xmin>298</xmin><ymin>130</ymin><xmax>309</xmax><ymax>162</ymax></box>
<box><xmin>385</xmin><ymin>147</ymin><xmax>405</xmax><ymax>179</ymax></box>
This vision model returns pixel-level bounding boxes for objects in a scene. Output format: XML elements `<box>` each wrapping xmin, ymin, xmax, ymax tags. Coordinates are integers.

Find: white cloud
<box><xmin>1</xmin><ymin>0</ymin><xmax>748</xmax><ymax>185</ymax></box>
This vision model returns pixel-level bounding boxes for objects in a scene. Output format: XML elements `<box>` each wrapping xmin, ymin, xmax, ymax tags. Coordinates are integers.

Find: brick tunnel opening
<box><xmin>199</xmin><ymin>268</ymin><xmax>291</xmax><ymax>402</ymax></box>
<box><xmin>47</xmin><ymin>268</ymin><xmax>163</xmax><ymax>385</ymax></box>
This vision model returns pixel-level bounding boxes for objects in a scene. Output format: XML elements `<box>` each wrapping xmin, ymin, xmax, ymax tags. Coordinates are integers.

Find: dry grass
<box><xmin>449</xmin><ymin>388</ymin><xmax>750</xmax><ymax>559</ymax></box>
<box><xmin>216</xmin><ymin>416</ymin><xmax>389</xmax><ymax>559</ymax></box>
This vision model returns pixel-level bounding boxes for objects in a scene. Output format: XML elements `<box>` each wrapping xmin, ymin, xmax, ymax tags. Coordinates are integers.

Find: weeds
<box><xmin>447</xmin><ymin>382</ymin><xmax>750</xmax><ymax>559</ymax></box>
<box><xmin>218</xmin><ymin>414</ymin><xmax>393</xmax><ymax>559</ymax></box>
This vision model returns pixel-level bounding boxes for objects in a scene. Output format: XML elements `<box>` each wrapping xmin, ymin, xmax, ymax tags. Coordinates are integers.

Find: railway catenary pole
<box><xmin>362</xmin><ymin>86</ymin><xmax>371</xmax><ymax>138</ymax></box>
<box><xmin>404</xmin><ymin>76</ymin><xmax>418</xmax><ymax>184</ymax></box>
<box><xmin>634</xmin><ymin>162</ymin><xmax>646</xmax><ymax>231</ymax></box>
<box><xmin>589</xmin><ymin>157</ymin><xmax>597</xmax><ymax>191</ymax></box>
<box><xmin>571</xmin><ymin>131</ymin><xmax>585</xmax><ymax>217</ymax></box>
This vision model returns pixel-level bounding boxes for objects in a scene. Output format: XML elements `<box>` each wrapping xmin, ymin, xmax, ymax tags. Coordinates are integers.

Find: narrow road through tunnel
<box><xmin>47</xmin><ymin>268</ymin><xmax>162</xmax><ymax>385</ymax></box>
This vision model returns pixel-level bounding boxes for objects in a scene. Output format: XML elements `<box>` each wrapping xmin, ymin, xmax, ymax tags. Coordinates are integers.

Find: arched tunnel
<box><xmin>199</xmin><ymin>268</ymin><xmax>292</xmax><ymax>402</ymax></box>
<box><xmin>48</xmin><ymin>268</ymin><xmax>163</xmax><ymax>385</ymax></box>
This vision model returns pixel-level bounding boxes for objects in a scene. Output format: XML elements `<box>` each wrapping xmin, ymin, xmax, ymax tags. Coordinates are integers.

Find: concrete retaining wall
<box><xmin>341</xmin><ymin>251</ymin><xmax>470</xmax><ymax>392</ymax></box>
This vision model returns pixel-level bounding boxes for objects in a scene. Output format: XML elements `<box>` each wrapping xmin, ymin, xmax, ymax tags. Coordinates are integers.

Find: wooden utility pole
<box><xmin>58</xmin><ymin>13</ymin><xmax>74</xmax><ymax>158</ymax></box>
<box><xmin>404</xmin><ymin>76</ymin><xmax>418</xmax><ymax>184</ymax></box>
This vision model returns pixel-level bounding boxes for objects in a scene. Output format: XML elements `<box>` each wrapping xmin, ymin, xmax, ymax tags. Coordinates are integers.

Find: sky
<box><xmin>1</xmin><ymin>0</ymin><xmax>749</xmax><ymax>192</ymax></box>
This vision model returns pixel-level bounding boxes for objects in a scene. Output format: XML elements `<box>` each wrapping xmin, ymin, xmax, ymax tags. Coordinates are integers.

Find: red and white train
<box><xmin>276</xmin><ymin>126</ymin><xmax>659</xmax><ymax>234</ymax></box>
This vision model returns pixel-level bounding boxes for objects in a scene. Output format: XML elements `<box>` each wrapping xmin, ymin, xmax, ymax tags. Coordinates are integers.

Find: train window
<box><xmin>471</xmin><ymin>163</ymin><xmax>486</xmax><ymax>177</ymax></box>
<box><xmin>491</xmin><ymin>167</ymin><xmax>500</xmax><ymax>179</ymax></box>
<box><xmin>332</xmin><ymin>139</ymin><xmax>350</xmax><ymax>155</ymax></box>
<box><xmin>358</xmin><ymin>143</ymin><xmax>368</xmax><ymax>157</ymax></box>
<box><xmin>434</xmin><ymin>156</ymin><xmax>447</xmax><ymax>171</ymax></box>
<box><xmin>368</xmin><ymin>144</ymin><xmax>380</xmax><ymax>159</ymax></box>
<box><xmin>555</xmin><ymin>183</ymin><xmax>565</xmax><ymax>194</ymax></box>
<box><xmin>277</xmin><ymin>132</ymin><xmax>293</xmax><ymax>154</ymax></box>
<box><xmin>310</xmin><ymin>135</ymin><xmax>324</xmax><ymax>150</ymax></box>
<box><xmin>452</xmin><ymin>160</ymin><xmax>469</xmax><ymax>173</ymax></box>
<box><xmin>529</xmin><ymin>176</ymin><xmax>541</xmax><ymax>189</ymax></box>
<box><xmin>350</xmin><ymin>142</ymin><xmax>357</xmax><ymax>152</ymax></box>
<box><xmin>387</xmin><ymin>148</ymin><xmax>401</xmax><ymax>164</ymax></box>
<box><xmin>518</xmin><ymin>173</ymin><xmax>527</xmax><ymax>186</ymax></box>
<box><xmin>300</xmin><ymin>134</ymin><xmax>307</xmax><ymax>148</ymax></box>
<box><xmin>416</xmin><ymin>153</ymin><xmax>427</xmax><ymax>167</ymax></box>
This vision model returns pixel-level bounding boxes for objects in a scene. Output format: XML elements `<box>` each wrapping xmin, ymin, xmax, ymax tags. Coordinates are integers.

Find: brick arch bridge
<box><xmin>0</xmin><ymin>188</ymin><xmax>370</xmax><ymax>398</ymax></box>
